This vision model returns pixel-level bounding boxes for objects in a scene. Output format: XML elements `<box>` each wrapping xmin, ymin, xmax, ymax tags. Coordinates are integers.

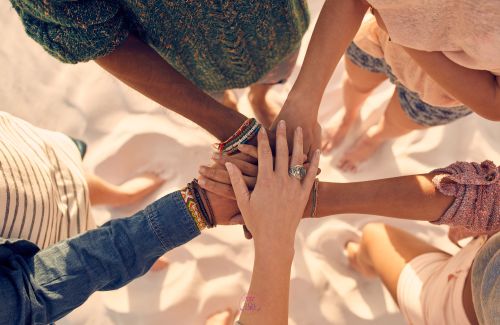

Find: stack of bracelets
<box><xmin>216</xmin><ymin>118</ymin><xmax>261</xmax><ymax>155</ymax></box>
<box><xmin>181</xmin><ymin>179</ymin><xmax>216</xmax><ymax>231</ymax></box>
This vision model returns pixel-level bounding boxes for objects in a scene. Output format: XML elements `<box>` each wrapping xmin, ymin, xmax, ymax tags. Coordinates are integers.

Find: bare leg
<box><xmin>346</xmin><ymin>223</ymin><xmax>446</xmax><ymax>302</ymax></box>
<box><xmin>205</xmin><ymin>308</ymin><xmax>237</xmax><ymax>325</ymax></box>
<box><xmin>248</xmin><ymin>84</ymin><xmax>280</xmax><ymax>129</ymax></box>
<box><xmin>338</xmin><ymin>89</ymin><xmax>427</xmax><ymax>172</ymax></box>
<box><xmin>322</xmin><ymin>58</ymin><xmax>387</xmax><ymax>153</ymax></box>
<box><xmin>86</xmin><ymin>172</ymin><xmax>165</xmax><ymax>207</ymax></box>
<box><xmin>222</xmin><ymin>90</ymin><xmax>238</xmax><ymax>111</ymax></box>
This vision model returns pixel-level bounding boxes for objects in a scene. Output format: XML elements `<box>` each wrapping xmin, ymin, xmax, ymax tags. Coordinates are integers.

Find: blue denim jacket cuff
<box><xmin>144</xmin><ymin>190</ymin><xmax>200</xmax><ymax>252</ymax></box>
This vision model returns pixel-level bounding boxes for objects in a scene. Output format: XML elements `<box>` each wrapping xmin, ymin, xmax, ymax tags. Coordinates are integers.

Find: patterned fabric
<box><xmin>10</xmin><ymin>0</ymin><xmax>310</xmax><ymax>92</ymax></box>
<box><xmin>0</xmin><ymin>112</ymin><xmax>93</xmax><ymax>249</ymax></box>
<box><xmin>346</xmin><ymin>42</ymin><xmax>472</xmax><ymax>127</ymax></box>
<box><xmin>180</xmin><ymin>187</ymin><xmax>206</xmax><ymax>231</ymax></box>
<box><xmin>431</xmin><ymin>160</ymin><xmax>499</xmax><ymax>244</ymax></box>
<box><xmin>217</xmin><ymin>118</ymin><xmax>261</xmax><ymax>154</ymax></box>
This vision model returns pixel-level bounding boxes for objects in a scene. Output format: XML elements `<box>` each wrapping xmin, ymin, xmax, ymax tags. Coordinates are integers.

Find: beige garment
<box><xmin>0</xmin><ymin>112</ymin><xmax>93</xmax><ymax>249</ymax></box>
<box><xmin>397</xmin><ymin>236</ymin><xmax>486</xmax><ymax>325</ymax></box>
<box><xmin>356</xmin><ymin>0</ymin><xmax>500</xmax><ymax>107</ymax></box>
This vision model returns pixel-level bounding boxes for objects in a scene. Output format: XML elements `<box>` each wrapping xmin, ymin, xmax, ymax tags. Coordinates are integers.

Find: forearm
<box><xmin>314</xmin><ymin>174</ymin><xmax>453</xmax><ymax>221</ymax></box>
<box><xmin>239</xmin><ymin>246</ymin><xmax>293</xmax><ymax>325</ymax></box>
<box><xmin>404</xmin><ymin>48</ymin><xmax>500</xmax><ymax>121</ymax></box>
<box><xmin>0</xmin><ymin>191</ymin><xmax>199</xmax><ymax>324</ymax></box>
<box><xmin>288</xmin><ymin>0</ymin><xmax>368</xmax><ymax>110</ymax></box>
<box><xmin>95</xmin><ymin>35</ymin><xmax>247</xmax><ymax>140</ymax></box>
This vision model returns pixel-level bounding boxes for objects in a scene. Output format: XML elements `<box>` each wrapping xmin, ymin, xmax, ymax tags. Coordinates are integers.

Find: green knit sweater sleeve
<box><xmin>10</xmin><ymin>0</ymin><xmax>129</xmax><ymax>63</ymax></box>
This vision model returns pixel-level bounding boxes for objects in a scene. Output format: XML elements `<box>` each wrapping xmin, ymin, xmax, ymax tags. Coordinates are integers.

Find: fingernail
<box><xmin>211</xmin><ymin>152</ymin><xmax>220</xmax><ymax>160</ymax></box>
<box><xmin>297</xmin><ymin>126</ymin><xmax>302</xmax><ymax>134</ymax></box>
<box><xmin>198</xmin><ymin>178</ymin><xmax>206</xmax><ymax>186</ymax></box>
<box><xmin>225</xmin><ymin>162</ymin><xmax>233</xmax><ymax>172</ymax></box>
<box><xmin>278</xmin><ymin>120</ymin><xmax>285</xmax><ymax>129</ymax></box>
<box><xmin>199</xmin><ymin>166</ymin><xmax>206</xmax><ymax>173</ymax></box>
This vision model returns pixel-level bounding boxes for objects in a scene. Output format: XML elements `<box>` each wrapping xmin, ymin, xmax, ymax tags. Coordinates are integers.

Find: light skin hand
<box><xmin>272</xmin><ymin>0</ymin><xmax>369</xmax><ymax>161</ymax></box>
<box><xmin>228</xmin><ymin>122</ymin><xmax>319</xmax><ymax>325</ymax></box>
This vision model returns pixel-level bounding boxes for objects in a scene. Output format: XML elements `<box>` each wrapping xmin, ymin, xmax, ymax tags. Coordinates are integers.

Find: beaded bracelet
<box><xmin>216</xmin><ymin>118</ymin><xmax>261</xmax><ymax>155</ymax></box>
<box><xmin>310</xmin><ymin>178</ymin><xmax>319</xmax><ymax>218</ymax></box>
<box><xmin>187</xmin><ymin>179</ymin><xmax>216</xmax><ymax>228</ymax></box>
<box><xmin>180</xmin><ymin>186</ymin><xmax>207</xmax><ymax>231</ymax></box>
<box><xmin>193</xmin><ymin>179</ymin><xmax>217</xmax><ymax>228</ymax></box>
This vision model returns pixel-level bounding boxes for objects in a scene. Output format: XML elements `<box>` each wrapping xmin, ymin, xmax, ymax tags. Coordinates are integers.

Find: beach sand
<box><xmin>1</xmin><ymin>1</ymin><xmax>499</xmax><ymax>324</ymax></box>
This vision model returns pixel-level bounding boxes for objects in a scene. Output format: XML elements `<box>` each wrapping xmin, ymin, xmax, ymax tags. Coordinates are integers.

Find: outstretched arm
<box><xmin>403</xmin><ymin>47</ymin><xmax>500</xmax><ymax>121</ymax></box>
<box><xmin>199</xmin><ymin>144</ymin><xmax>453</xmax><ymax>222</ymax></box>
<box><xmin>95</xmin><ymin>35</ymin><xmax>248</xmax><ymax>140</ymax></box>
<box><xmin>273</xmin><ymin>0</ymin><xmax>369</xmax><ymax>158</ymax></box>
<box><xmin>0</xmin><ymin>188</ymin><xmax>240</xmax><ymax>325</ymax></box>
<box><xmin>314</xmin><ymin>174</ymin><xmax>453</xmax><ymax>221</ymax></box>
<box><xmin>0</xmin><ymin>191</ymin><xmax>199</xmax><ymax>324</ymax></box>
<box><xmin>229</xmin><ymin>124</ymin><xmax>320</xmax><ymax>325</ymax></box>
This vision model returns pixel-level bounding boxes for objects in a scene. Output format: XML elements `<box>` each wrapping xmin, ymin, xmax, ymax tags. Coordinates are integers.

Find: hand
<box><xmin>271</xmin><ymin>99</ymin><xmax>322</xmax><ymax>161</ymax></box>
<box><xmin>205</xmin><ymin>189</ymin><xmax>242</xmax><ymax>226</ymax></box>
<box><xmin>225</xmin><ymin>121</ymin><xmax>320</xmax><ymax>255</ymax></box>
<box><xmin>199</xmin><ymin>145</ymin><xmax>259</xmax><ymax>198</ymax></box>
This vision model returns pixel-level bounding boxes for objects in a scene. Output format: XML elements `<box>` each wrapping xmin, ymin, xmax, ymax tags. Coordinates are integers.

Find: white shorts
<box><xmin>397</xmin><ymin>237</ymin><xmax>485</xmax><ymax>325</ymax></box>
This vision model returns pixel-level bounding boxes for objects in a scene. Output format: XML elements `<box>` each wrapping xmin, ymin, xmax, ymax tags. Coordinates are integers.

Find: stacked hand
<box><xmin>201</xmin><ymin>121</ymin><xmax>320</xmax><ymax>248</ymax></box>
<box><xmin>271</xmin><ymin>100</ymin><xmax>322</xmax><ymax>162</ymax></box>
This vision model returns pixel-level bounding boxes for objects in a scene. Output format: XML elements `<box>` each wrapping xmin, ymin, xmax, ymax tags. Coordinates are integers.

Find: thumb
<box><xmin>225</xmin><ymin>162</ymin><xmax>250</xmax><ymax>211</ymax></box>
<box><xmin>229</xmin><ymin>214</ymin><xmax>244</xmax><ymax>225</ymax></box>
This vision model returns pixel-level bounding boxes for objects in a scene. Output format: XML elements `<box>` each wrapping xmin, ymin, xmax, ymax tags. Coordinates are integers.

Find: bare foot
<box><xmin>205</xmin><ymin>308</ymin><xmax>237</xmax><ymax>325</ymax></box>
<box><xmin>113</xmin><ymin>172</ymin><xmax>165</xmax><ymax>207</ymax></box>
<box><xmin>248</xmin><ymin>87</ymin><xmax>280</xmax><ymax>129</ymax></box>
<box><xmin>337</xmin><ymin>125</ymin><xmax>384</xmax><ymax>172</ymax></box>
<box><xmin>345</xmin><ymin>242</ymin><xmax>377</xmax><ymax>278</ymax></box>
<box><xmin>150</xmin><ymin>256</ymin><xmax>169</xmax><ymax>272</ymax></box>
<box><xmin>223</xmin><ymin>90</ymin><xmax>238</xmax><ymax>111</ymax></box>
<box><xmin>322</xmin><ymin>115</ymin><xmax>360</xmax><ymax>153</ymax></box>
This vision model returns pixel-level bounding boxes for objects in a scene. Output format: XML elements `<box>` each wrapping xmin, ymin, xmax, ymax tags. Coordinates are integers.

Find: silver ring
<box><xmin>288</xmin><ymin>165</ymin><xmax>306</xmax><ymax>180</ymax></box>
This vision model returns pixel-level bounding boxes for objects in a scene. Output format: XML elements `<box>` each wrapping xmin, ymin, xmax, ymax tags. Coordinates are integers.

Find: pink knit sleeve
<box><xmin>431</xmin><ymin>161</ymin><xmax>499</xmax><ymax>243</ymax></box>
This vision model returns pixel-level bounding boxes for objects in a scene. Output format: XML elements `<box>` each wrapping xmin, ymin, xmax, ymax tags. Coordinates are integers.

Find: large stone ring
<box><xmin>289</xmin><ymin>165</ymin><xmax>307</xmax><ymax>180</ymax></box>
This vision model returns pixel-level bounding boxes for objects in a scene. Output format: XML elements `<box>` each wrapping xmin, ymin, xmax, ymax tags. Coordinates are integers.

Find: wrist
<box><xmin>254</xmin><ymin>237</ymin><xmax>295</xmax><ymax>263</ymax></box>
<box><xmin>288</xmin><ymin>85</ymin><xmax>322</xmax><ymax>115</ymax></box>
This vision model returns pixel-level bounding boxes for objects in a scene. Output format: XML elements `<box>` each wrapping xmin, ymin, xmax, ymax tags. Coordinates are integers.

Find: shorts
<box><xmin>346</xmin><ymin>42</ymin><xmax>472</xmax><ymax>127</ymax></box>
<box><xmin>397</xmin><ymin>237</ymin><xmax>485</xmax><ymax>325</ymax></box>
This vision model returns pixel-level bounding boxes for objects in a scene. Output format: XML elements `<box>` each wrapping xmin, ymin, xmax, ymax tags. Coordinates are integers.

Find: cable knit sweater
<box><xmin>10</xmin><ymin>0</ymin><xmax>309</xmax><ymax>92</ymax></box>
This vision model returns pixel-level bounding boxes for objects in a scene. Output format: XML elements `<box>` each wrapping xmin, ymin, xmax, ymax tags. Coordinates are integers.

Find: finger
<box><xmin>307</xmin><ymin>124</ymin><xmax>322</xmax><ymax>162</ymax></box>
<box><xmin>243</xmin><ymin>225</ymin><xmax>253</xmax><ymax>239</ymax></box>
<box><xmin>303</xmin><ymin>163</ymin><xmax>321</xmax><ymax>176</ymax></box>
<box><xmin>211</xmin><ymin>155</ymin><xmax>258</xmax><ymax>177</ymax></box>
<box><xmin>257</xmin><ymin>128</ymin><xmax>273</xmax><ymax>178</ymax></box>
<box><xmin>237</xmin><ymin>144</ymin><xmax>258</xmax><ymax>159</ymax></box>
<box><xmin>199</xmin><ymin>166</ymin><xmax>257</xmax><ymax>188</ymax></box>
<box><xmin>302</xmin><ymin>149</ymin><xmax>320</xmax><ymax>191</ymax></box>
<box><xmin>322</xmin><ymin>138</ymin><xmax>334</xmax><ymax>153</ymax></box>
<box><xmin>212</xmin><ymin>151</ymin><xmax>256</xmax><ymax>164</ymax></box>
<box><xmin>198</xmin><ymin>176</ymin><xmax>236</xmax><ymax>200</ymax></box>
<box><xmin>275</xmin><ymin>120</ymin><xmax>289</xmax><ymax>173</ymax></box>
<box><xmin>229</xmin><ymin>214</ymin><xmax>244</xmax><ymax>225</ymax></box>
<box><xmin>226</xmin><ymin>162</ymin><xmax>251</xmax><ymax>210</ymax></box>
<box><xmin>290</xmin><ymin>127</ymin><xmax>305</xmax><ymax>168</ymax></box>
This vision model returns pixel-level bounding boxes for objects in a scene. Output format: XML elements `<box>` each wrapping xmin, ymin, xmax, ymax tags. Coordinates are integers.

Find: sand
<box><xmin>1</xmin><ymin>1</ymin><xmax>499</xmax><ymax>324</ymax></box>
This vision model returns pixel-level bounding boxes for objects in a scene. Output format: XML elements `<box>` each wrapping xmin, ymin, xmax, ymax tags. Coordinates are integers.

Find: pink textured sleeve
<box><xmin>431</xmin><ymin>161</ymin><xmax>499</xmax><ymax>243</ymax></box>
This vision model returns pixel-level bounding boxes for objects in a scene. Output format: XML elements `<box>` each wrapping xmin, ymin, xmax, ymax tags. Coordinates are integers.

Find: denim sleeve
<box><xmin>0</xmin><ymin>190</ymin><xmax>200</xmax><ymax>325</ymax></box>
